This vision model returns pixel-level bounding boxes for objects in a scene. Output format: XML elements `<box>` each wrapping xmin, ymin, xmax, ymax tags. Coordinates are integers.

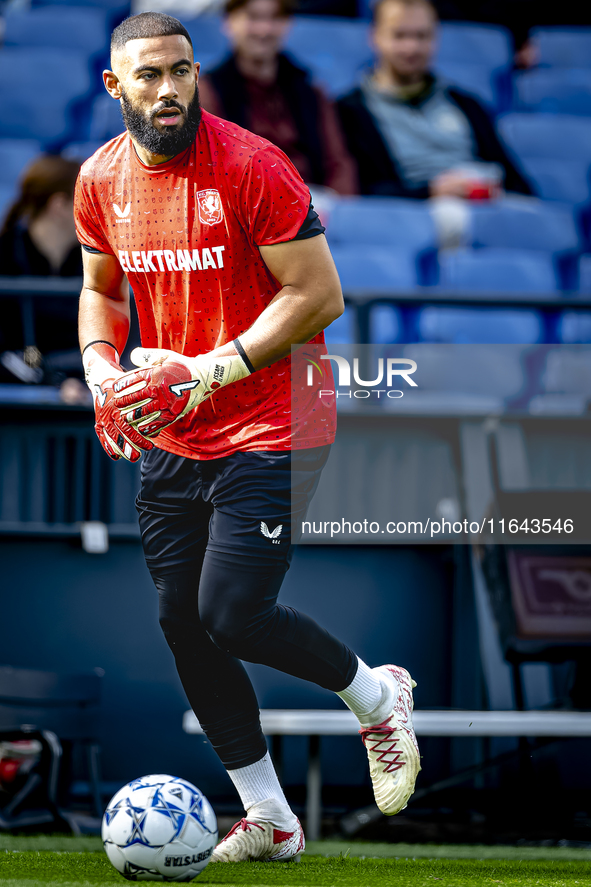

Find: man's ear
<box><xmin>104</xmin><ymin>69</ymin><xmax>122</xmax><ymax>100</ymax></box>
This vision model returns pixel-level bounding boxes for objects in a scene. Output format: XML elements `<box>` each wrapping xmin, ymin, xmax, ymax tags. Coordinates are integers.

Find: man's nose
<box><xmin>403</xmin><ymin>37</ymin><xmax>423</xmax><ymax>50</ymax></box>
<box><xmin>252</xmin><ymin>19</ymin><xmax>274</xmax><ymax>36</ymax></box>
<box><xmin>158</xmin><ymin>75</ymin><xmax>178</xmax><ymax>100</ymax></box>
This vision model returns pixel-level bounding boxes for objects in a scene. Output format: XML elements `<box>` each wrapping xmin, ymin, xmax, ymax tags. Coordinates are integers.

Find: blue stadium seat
<box><xmin>31</xmin><ymin>0</ymin><xmax>129</xmax><ymax>15</ymax></box>
<box><xmin>88</xmin><ymin>94</ymin><xmax>125</xmax><ymax>142</ymax></box>
<box><xmin>330</xmin><ymin>245</ymin><xmax>418</xmax><ymax>292</ymax></box>
<box><xmin>439</xmin><ymin>247</ymin><xmax>558</xmax><ymax>292</ymax></box>
<box><xmin>327</xmin><ymin>198</ymin><xmax>437</xmax><ymax>285</ymax></box>
<box><xmin>284</xmin><ymin>16</ymin><xmax>372</xmax><ymax>97</ymax></box>
<box><xmin>417</xmin><ymin>306</ymin><xmax>543</xmax><ymax>343</ymax></box>
<box><xmin>518</xmin><ymin>159</ymin><xmax>590</xmax><ymax>205</ymax></box>
<box><xmin>436</xmin><ymin>23</ymin><xmax>512</xmax><ymax>69</ymax></box>
<box><xmin>533</xmin><ymin>27</ymin><xmax>591</xmax><ymax>68</ymax></box>
<box><xmin>577</xmin><ymin>254</ymin><xmax>591</xmax><ymax>292</ymax></box>
<box><xmin>323</xmin><ymin>303</ymin><xmax>356</xmax><ymax>344</ymax></box>
<box><xmin>62</xmin><ymin>141</ymin><xmax>105</xmax><ymax>162</ymax></box>
<box><xmin>470</xmin><ymin>200</ymin><xmax>581</xmax><ymax>289</ymax></box>
<box><xmin>559</xmin><ymin>311</ymin><xmax>591</xmax><ymax>343</ymax></box>
<box><xmin>184</xmin><ymin>16</ymin><xmax>231</xmax><ymax>72</ymax></box>
<box><xmin>470</xmin><ymin>200</ymin><xmax>580</xmax><ymax>253</ymax></box>
<box><xmin>368</xmin><ymin>304</ymin><xmax>402</xmax><ymax>344</ymax></box>
<box><xmin>497</xmin><ymin>114</ymin><xmax>591</xmax><ymax>203</ymax></box>
<box><xmin>366</xmin><ymin>303</ymin><xmax>544</xmax><ymax>346</ymax></box>
<box><xmin>514</xmin><ymin>69</ymin><xmax>591</xmax><ymax>115</ymax></box>
<box><xmin>327</xmin><ymin>198</ymin><xmax>436</xmax><ymax>249</ymax></box>
<box><xmin>4</xmin><ymin>7</ymin><xmax>109</xmax><ymax>57</ymax></box>
<box><xmin>498</xmin><ymin>113</ymin><xmax>591</xmax><ymax>162</ymax></box>
<box><xmin>0</xmin><ymin>139</ymin><xmax>43</xmax><ymax>187</ymax></box>
<box><xmin>0</xmin><ymin>48</ymin><xmax>91</xmax><ymax>145</ymax></box>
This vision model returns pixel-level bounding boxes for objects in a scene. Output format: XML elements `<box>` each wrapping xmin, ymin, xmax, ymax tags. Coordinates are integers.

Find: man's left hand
<box><xmin>113</xmin><ymin>346</ymin><xmax>252</xmax><ymax>436</ymax></box>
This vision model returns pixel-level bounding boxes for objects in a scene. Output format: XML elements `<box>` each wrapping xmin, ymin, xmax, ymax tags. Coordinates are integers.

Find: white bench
<box><xmin>183</xmin><ymin>708</ymin><xmax>591</xmax><ymax>840</ymax></box>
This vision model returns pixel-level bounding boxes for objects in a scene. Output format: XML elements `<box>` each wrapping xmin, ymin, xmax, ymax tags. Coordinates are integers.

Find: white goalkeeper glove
<box><xmin>113</xmin><ymin>341</ymin><xmax>253</xmax><ymax>436</ymax></box>
<box><xmin>82</xmin><ymin>341</ymin><xmax>153</xmax><ymax>462</ymax></box>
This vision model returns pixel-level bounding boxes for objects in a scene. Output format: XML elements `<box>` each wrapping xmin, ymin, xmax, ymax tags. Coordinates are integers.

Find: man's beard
<box><xmin>120</xmin><ymin>87</ymin><xmax>202</xmax><ymax>157</ymax></box>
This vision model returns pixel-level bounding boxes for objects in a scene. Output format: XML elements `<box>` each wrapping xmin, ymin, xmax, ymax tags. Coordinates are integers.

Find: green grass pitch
<box><xmin>1</xmin><ymin>836</ymin><xmax>590</xmax><ymax>887</ymax></box>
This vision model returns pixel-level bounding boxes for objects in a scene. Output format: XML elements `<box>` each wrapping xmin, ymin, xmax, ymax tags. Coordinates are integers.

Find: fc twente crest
<box><xmin>196</xmin><ymin>189</ymin><xmax>224</xmax><ymax>225</ymax></box>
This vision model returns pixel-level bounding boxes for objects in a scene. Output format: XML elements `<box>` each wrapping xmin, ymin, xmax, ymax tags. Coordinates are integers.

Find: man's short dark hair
<box><xmin>225</xmin><ymin>0</ymin><xmax>296</xmax><ymax>16</ymax></box>
<box><xmin>111</xmin><ymin>12</ymin><xmax>193</xmax><ymax>56</ymax></box>
<box><xmin>372</xmin><ymin>0</ymin><xmax>438</xmax><ymax>25</ymax></box>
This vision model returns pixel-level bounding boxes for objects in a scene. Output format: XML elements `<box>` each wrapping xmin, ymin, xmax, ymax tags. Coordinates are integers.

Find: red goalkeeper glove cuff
<box><xmin>82</xmin><ymin>341</ymin><xmax>153</xmax><ymax>462</ymax></box>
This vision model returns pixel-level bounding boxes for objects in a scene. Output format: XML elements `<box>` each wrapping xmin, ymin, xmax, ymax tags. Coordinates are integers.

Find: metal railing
<box><xmin>0</xmin><ymin>403</ymin><xmax>140</xmax><ymax>539</ymax></box>
<box><xmin>1</xmin><ymin>277</ymin><xmax>591</xmax><ymax>349</ymax></box>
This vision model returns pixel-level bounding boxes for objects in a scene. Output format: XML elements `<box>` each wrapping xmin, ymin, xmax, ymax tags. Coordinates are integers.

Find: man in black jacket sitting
<box><xmin>337</xmin><ymin>0</ymin><xmax>532</xmax><ymax>201</ymax></box>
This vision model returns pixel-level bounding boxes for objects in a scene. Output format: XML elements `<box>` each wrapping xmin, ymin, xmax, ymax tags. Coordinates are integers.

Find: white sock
<box><xmin>336</xmin><ymin>658</ymin><xmax>394</xmax><ymax>727</ymax></box>
<box><xmin>226</xmin><ymin>752</ymin><xmax>296</xmax><ymax>829</ymax></box>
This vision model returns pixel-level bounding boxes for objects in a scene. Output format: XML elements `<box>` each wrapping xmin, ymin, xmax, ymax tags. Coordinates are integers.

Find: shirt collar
<box><xmin>363</xmin><ymin>71</ymin><xmax>438</xmax><ymax>107</ymax></box>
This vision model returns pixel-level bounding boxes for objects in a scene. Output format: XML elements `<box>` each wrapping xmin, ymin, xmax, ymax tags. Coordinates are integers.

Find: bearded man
<box><xmin>75</xmin><ymin>12</ymin><xmax>420</xmax><ymax>862</ymax></box>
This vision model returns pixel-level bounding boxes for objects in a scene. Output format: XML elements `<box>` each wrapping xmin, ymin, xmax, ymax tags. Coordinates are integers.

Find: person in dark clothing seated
<box><xmin>337</xmin><ymin>0</ymin><xmax>533</xmax><ymax>201</ymax></box>
<box><xmin>199</xmin><ymin>0</ymin><xmax>357</xmax><ymax>195</ymax></box>
<box><xmin>0</xmin><ymin>155</ymin><xmax>87</xmax><ymax>397</ymax></box>
<box><xmin>0</xmin><ymin>155</ymin><xmax>82</xmax><ymax>277</ymax></box>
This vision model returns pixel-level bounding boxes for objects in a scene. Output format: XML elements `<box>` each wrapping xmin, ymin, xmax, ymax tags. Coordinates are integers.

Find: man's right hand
<box><xmin>83</xmin><ymin>342</ymin><xmax>153</xmax><ymax>463</ymax></box>
<box><xmin>429</xmin><ymin>171</ymin><xmax>471</xmax><ymax>199</ymax></box>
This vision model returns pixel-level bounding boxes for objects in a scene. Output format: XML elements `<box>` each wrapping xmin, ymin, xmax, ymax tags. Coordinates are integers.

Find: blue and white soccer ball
<box><xmin>102</xmin><ymin>774</ymin><xmax>218</xmax><ymax>881</ymax></box>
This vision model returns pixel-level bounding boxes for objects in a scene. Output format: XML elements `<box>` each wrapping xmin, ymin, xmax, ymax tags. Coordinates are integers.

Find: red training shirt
<box><xmin>74</xmin><ymin>110</ymin><xmax>336</xmax><ymax>460</ymax></box>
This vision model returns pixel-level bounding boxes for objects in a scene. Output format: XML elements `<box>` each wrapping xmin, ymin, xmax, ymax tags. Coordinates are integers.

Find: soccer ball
<box><xmin>102</xmin><ymin>774</ymin><xmax>218</xmax><ymax>881</ymax></box>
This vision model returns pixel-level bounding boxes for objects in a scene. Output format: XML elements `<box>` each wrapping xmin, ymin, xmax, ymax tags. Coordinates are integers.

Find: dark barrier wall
<box><xmin>0</xmin><ymin>537</ymin><xmax>460</xmax><ymax>800</ymax></box>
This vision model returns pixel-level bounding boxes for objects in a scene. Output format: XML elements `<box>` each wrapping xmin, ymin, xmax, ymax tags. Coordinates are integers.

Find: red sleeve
<box><xmin>240</xmin><ymin>144</ymin><xmax>311</xmax><ymax>247</ymax></box>
<box><xmin>73</xmin><ymin>171</ymin><xmax>114</xmax><ymax>255</ymax></box>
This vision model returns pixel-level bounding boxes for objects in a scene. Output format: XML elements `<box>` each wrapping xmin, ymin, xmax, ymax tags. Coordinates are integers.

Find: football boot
<box><xmin>359</xmin><ymin>664</ymin><xmax>421</xmax><ymax>815</ymax></box>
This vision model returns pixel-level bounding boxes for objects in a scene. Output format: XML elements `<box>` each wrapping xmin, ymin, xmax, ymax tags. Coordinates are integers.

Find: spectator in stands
<box><xmin>0</xmin><ymin>155</ymin><xmax>82</xmax><ymax>277</ymax></box>
<box><xmin>0</xmin><ymin>155</ymin><xmax>86</xmax><ymax>398</ymax></box>
<box><xmin>198</xmin><ymin>0</ymin><xmax>358</xmax><ymax>195</ymax></box>
<box><xmin>338</xmin><ymin>0</ymin><xmax>533</xmax><ymax>201</ymax></box>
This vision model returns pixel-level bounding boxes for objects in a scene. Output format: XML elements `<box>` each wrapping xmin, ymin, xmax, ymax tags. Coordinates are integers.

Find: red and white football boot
<box><xmin>211</xmin><ymin>801</ymin><xmax>304</xmax><ymax>863</ymax></box>
<box><xmin>359</xmin><ymin>664</ymin><xmax>421</xmax><ymax>815</ymax></box>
